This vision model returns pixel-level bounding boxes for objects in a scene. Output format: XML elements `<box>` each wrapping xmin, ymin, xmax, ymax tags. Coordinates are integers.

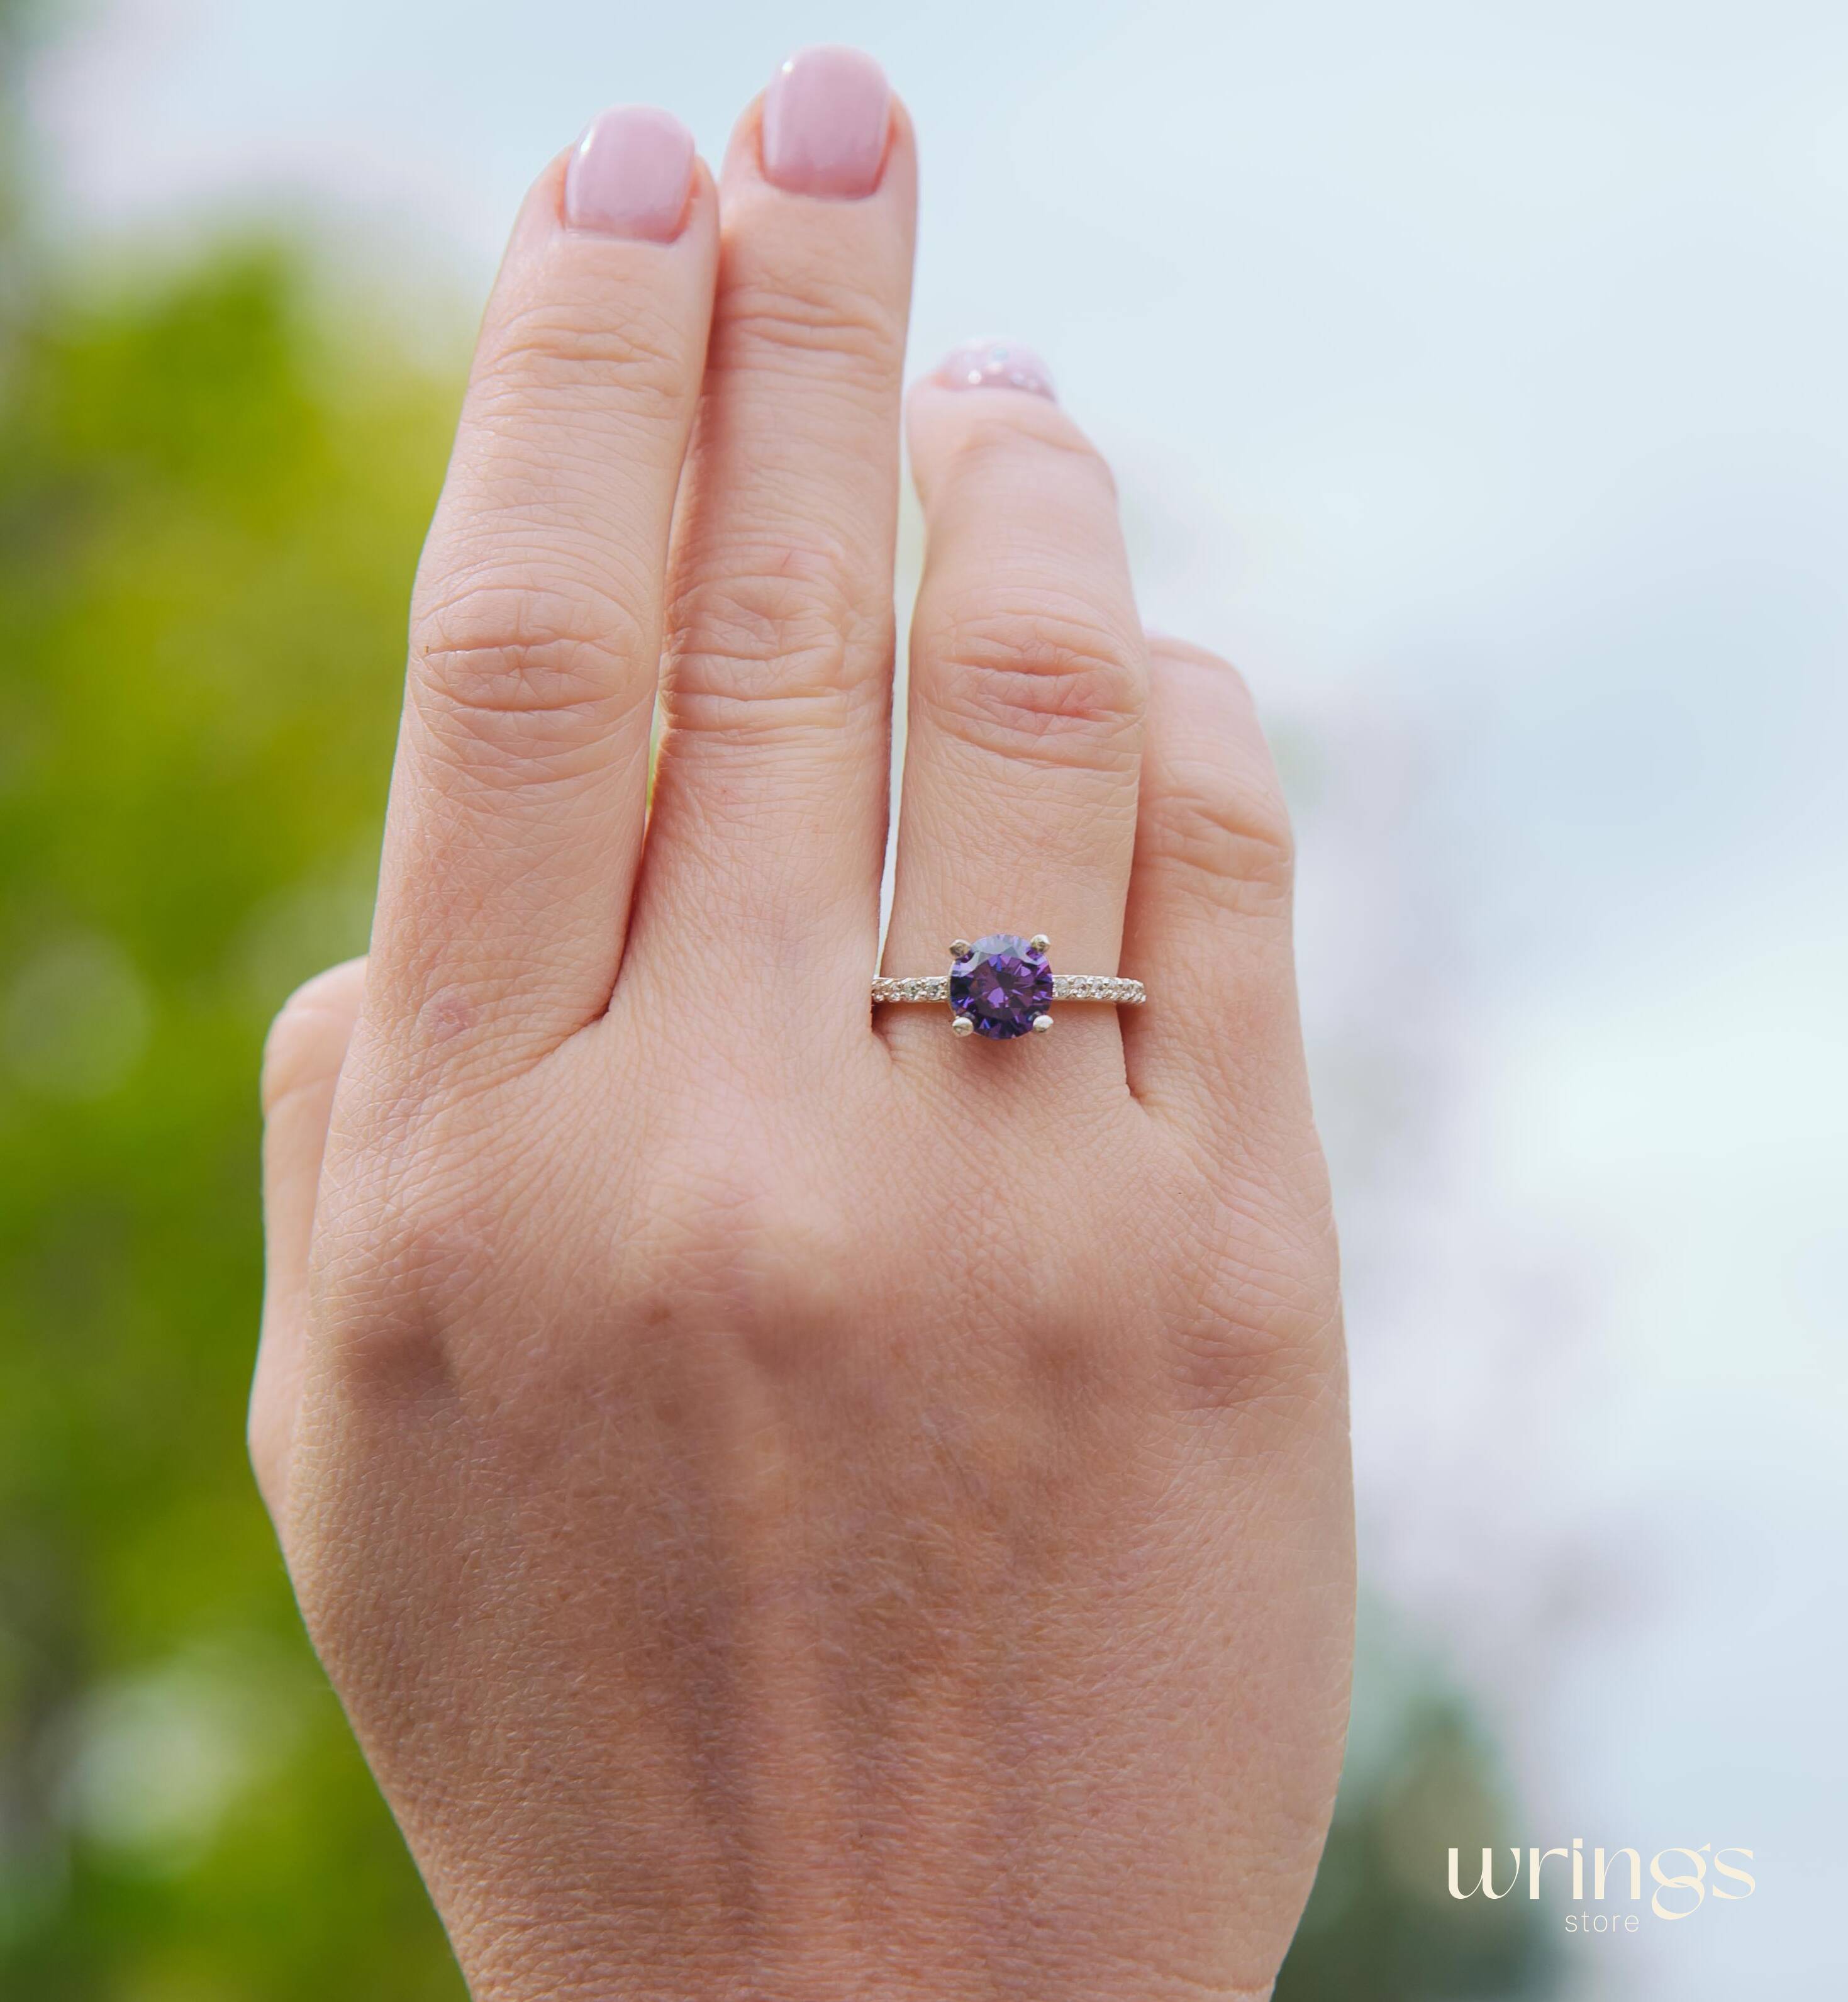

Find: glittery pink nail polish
<box><xmin>761</xmin><ymin>46</ymin><xmax>891</xmax><ymax>198</ymax></box>
<box><xmin>564</xmin><ymin>105</ymin><xmax>695</xmax><ymax>240</ymax></box>
<box><xmin>935</xmin><ymin>338</ymin><xmax>1057</xmax><ymax>401</ymax></box>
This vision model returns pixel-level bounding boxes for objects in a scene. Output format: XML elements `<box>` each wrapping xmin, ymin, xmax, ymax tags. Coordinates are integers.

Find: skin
<box><xmin>254</xmin><ymin>64</ymin><xmax>1353</xmax><ymax>2002</ymax></box>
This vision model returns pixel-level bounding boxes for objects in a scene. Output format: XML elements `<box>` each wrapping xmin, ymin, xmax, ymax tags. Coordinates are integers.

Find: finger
<box><xmin>252</xmin><ymin>958</ymin><xmax>366</xmax><ymax>1526</ymax></box>
<box><xmin>1119</xmin><ymin>639</ymin><xmax>1311</xmax><ymax>1152</ymax></box>
<box><xmin>369</xmin><ymin>108</ymin><xmax>718</xmax><ymax>1073</ymax></box>
<box><xmin>630</xmin><ymin>48</ymin><xmax>914</xmax><ymax>1014</ymax></box>
<box><xmin>882</xmin><ymin>344</ymin><xmax>1145</xmax><ymax>1061</ymax></box>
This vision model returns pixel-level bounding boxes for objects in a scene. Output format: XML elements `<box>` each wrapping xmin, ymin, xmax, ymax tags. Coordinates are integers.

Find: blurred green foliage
<box><xmin>0</xmin><ymin>235</ymin><xmax>468</xmax><ymax>1994</ymax></box>
<box><xmin>0</xmin><ymin>11</ymin><xmax>1555</xmax><ymax>1994</ymax></box>
<box><xmin>1279</xmin><ymin>1660</ymin><xmax>1554</xmax><ymax>2001</ymax></box>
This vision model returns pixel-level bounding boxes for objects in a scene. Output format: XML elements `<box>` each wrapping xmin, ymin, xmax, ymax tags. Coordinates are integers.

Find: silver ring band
<box><xmin>872</xmin><ymin>975</ymin><xmax>1145</xmax><ymax>1006</ymax></box>
<box><xmin>875</xmin><ymin>932</ymin><xmax>1145</xmax><ymax>1040</ymax></box>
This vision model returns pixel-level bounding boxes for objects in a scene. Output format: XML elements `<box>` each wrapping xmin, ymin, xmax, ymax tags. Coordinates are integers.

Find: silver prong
<box><xmin>1032</xmin><ymin>1014</ymin><xmax>1054</xmax><ymax>1034</ymax></box>
<box><xmin>949</xmin><ymin>938</ymin><xmax>973</xmax><ymax>960</ymax></box>
<box><xmin>1029</xmin><ymin>934</ymin><xmax>1050</xmax><ymax>954</ymax></box>
<box><xmin>950</xmin><ymin>1015</ymin><xmax>976</xmax><ymax>1037</ymax></box>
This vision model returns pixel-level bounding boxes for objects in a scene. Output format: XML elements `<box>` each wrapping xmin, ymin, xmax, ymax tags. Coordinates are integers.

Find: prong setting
<box><xmin>950</xmin><ymin>1014</ymin><xmax>976</xmax><ymax>1037</ymax></box>
<box><xmin>949</xmin><ymin>938</ymin><xmax>974</xmax><ymax>961</ymax></box>
<box><xmin>1029</xmin><ymin>934</ymin><xmax>1050</xmax><ymax>954</ymax></box>
<box><xmin>1031</xmin><ymin>1014</ymin><xmax>1054</xmax><ymax>1034</ymax></box>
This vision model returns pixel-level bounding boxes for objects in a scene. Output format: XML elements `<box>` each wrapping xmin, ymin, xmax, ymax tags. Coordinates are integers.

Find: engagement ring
<box><xmin>872</xmin><ymin>933</ymin><xmax>1146</xmax><ymax>1039</ymax></box>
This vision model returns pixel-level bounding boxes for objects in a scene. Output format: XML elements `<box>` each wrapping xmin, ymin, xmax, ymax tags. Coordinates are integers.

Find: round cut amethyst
<box><xmin>949</xmin><ymin>934</ymin><xmax>1054</xmax><ymax>1039</ymax></box>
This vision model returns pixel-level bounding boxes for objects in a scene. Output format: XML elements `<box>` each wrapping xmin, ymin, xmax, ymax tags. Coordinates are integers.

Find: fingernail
<box><xmin>564</xmin><ymin>105</ymin><xmax>696</xmax><ymax>240</ymax></box>
<box><xmin>761</xmin><ymin>45</ymin><xmax>891</xmax><ymax>198</ymax></box>
<box><xmin>935</xmin><ymin>338</ymin><xmax>1057</xmax><ymax>401</ymax></box>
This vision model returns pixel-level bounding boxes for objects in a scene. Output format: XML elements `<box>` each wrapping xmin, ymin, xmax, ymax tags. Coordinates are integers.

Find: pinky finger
<box><xmin>1120</xmin><ymin>639</ymin><xmax>1311</xmax><ymax>1156</ymax></box>
<box><xmin>251</xmin><ymin>958</ymin><xmax>366</xmax><ymax>1531</ymax></box>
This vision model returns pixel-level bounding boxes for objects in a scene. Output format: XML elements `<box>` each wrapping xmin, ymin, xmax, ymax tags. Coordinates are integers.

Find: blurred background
<box><xmin>2</xmin><ymin>1</ymin><xmax>1844</xmax><ymax>1996</ymax></box>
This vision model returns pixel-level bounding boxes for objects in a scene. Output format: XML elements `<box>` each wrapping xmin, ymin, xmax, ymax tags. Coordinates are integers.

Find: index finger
<box><xmin>368</xmin><ymin>106</ymin><xmax>718</xmax><ymax>1078</ymax></box>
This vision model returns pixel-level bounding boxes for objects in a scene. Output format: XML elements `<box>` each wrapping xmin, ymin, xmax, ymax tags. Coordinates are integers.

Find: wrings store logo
<box><xmin>1448</xmin><ymin>1841</ymin><xmax>1756</xmax><ymax>1932</ymax></box>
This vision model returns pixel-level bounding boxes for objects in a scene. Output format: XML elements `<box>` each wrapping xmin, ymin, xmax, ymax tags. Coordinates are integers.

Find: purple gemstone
<box><xmin>948</xmin><ymin>934</ymin><xmax>1054</xmax><ymax>1040</ymax></box>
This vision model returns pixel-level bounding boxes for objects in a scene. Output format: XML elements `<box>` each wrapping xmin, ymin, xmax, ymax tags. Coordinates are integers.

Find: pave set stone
<box><xmin>1054</xmin><ymin>975</ymin><xmax>1143</xmax><ymax>1001</ymax></box>
<box><xmin>874</xmin><ymin>976</ymin><xmax>951</xmax><ymax>1004</ymax></box>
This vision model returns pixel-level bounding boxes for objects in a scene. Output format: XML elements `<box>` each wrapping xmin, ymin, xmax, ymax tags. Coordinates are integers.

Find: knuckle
<box><xmin>1140</xmin><ymin>761</ymin><xmax>1296</xmax><ymax>909</ymax></box>
<box><xmin>1166</xmin><ymin>1169</ymin><xmax>1345</xmax><ymax>1414</ymax></box>
<box><xmin>667</xmin><ymin>545</ymin><xmax>885</xmax><ymax>739</ymax></box>
<box><xmin>638</xmin><ymin>1144</ymin><xmax>860</xmax><ymax>1362</ymax></box>
<box><xmin>479</xmin><ymin>284</ymin><xmax>687</xmax><ymax>423</ymax></box>
<box><xmin>716</xmin><ymin>266</ymin><xmax>902</xmax><ymax>383</ymax></box>
<box><xmin>918</xmin><ymin>596</ymin><xmax>1144</xmax><ymax>770</ymax></box>
<box><xmin>318</xmin><ymin>1159</ymin><xmax>495</xmax><ymax>1375</ymax></box>
<box><xmin>943</xmin><ymin>409</ymin><xmax>1118</xmax><ymax>503</ymax></box>
<box><xmin>1149</xmin><ymin>634</ymin><xmax>1243</xmax><ymax>685</ymax></box>
<box><xmin>1175</xmin><ymin>1272</ymin><xmax>1345</xmax><ymax>1418</ymax></box>
<box><xmin>409</xmin><ymin>579</ymin><xmax>650</xmax><ymax>783</ymax></box>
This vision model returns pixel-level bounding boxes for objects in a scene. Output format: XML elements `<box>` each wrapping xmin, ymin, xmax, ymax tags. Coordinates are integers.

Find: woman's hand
<box><xmin>253</xmin><ymin>46</ymin><xmax>1352</xmax><ymax>2002</ymax></box>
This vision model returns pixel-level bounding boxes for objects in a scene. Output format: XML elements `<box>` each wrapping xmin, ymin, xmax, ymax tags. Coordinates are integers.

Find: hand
<box><xmin>253</xmin><ymin>47</ymin><xmax>1352</xmax><ymax>2002</ymax></box>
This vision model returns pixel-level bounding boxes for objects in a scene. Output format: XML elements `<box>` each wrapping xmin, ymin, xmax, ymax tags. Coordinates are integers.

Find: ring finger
<box><xmin>882</xmin><ymin>343</ymin><xmax>1147</xmax><ymax>1068</ymax></box>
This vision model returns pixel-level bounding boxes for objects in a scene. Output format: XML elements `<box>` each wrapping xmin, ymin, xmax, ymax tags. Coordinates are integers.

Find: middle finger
<box><xmin>631</xmin><ymin>47</ymin><xmax>915</xmax><ymax>1019</ymax></box>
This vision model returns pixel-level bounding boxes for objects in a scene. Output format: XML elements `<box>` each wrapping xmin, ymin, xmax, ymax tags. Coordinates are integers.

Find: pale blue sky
<box><xmin>28</xmin><ymin>4</ymin><xmax>1848</xmax><ymax>1993</ymax></box>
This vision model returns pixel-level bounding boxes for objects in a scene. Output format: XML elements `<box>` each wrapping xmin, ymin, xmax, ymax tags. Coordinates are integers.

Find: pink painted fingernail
<box><xmin>761</xmin><ymin>46</ymin><xmax>891</xmax><ymax>198</ymax></box>
<box><xmin>935</xmin><ymin>338</ymin><xmax>1057</xmax><ymax>401</ymax></box>
<box><xmin>564</xmin><ymin>105</ymin><xmax>695</xmax><ymax>240</ymax></box>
